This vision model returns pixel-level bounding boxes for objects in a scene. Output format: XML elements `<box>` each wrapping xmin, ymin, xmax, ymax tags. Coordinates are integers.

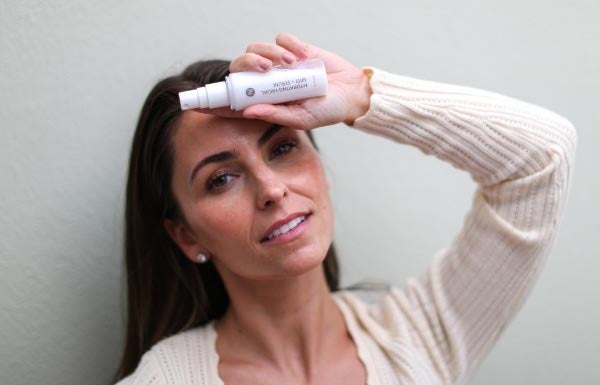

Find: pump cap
<box><xmin>179</xmin><ymin>89</ymin><xmax>202</xmax><ymax>110</ymax></box>
<box><xmin>179</xmin><ymin>82</ymin><xmax>230</xmax><ymax>110</ymax></box>
<box><xmin>204</xmin><ymin>81</ymin><xmax>229</xmax><ymax>109</ymax></box>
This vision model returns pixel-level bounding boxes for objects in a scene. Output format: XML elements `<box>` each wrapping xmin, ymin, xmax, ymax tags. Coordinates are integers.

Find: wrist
<box><xmin>344</xmin><ymin>68</ymin><xmax>373</xmax><ymax>126</ymax></box>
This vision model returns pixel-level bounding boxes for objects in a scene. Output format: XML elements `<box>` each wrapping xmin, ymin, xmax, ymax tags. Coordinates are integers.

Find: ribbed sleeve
<box><xmin>342</xmin><ymin>67</ymin><xmax>577</xmax><ymax>384</ymax></box>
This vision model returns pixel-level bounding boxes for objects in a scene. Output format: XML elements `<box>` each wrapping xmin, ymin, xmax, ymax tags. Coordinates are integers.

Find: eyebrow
<box><xmin>188</xmin><ymin>124</ymin><xmax>283</xmax><ymax>185</ymax></box>
<box><xmin>257</xmin><ymin>124</ymin><xmax>282</xmax><ymax>147</ymax></box>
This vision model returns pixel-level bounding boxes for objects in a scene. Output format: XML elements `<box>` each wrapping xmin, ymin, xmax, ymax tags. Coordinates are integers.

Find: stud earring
<box><xmin>196</xmin><ymin>252</ymin><xmax>209</xmax><ymax>264</ymax></box>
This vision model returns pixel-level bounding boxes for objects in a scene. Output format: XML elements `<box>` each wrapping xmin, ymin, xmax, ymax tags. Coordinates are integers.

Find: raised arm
<box><xmin>346</xmin><ymin>68</ymin><xmax>576</xmax><ymax>383</ymax></box>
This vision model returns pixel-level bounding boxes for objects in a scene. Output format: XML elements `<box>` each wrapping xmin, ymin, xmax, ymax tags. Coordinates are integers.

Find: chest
<box><xmin>217</xmin><ymin>353</ymin><xmax>367</xmax><ymax>385</ymax></box>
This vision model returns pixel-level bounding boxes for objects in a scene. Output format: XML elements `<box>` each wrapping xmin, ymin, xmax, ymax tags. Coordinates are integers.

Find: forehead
<box><xmin>172</xmin><ymin>110</ymin><xmax>270</xmax><ymax>153</ymax></box>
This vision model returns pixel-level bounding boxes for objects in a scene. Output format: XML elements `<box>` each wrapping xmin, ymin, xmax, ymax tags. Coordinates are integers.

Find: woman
<box><xmin>114</xmin><ymin>33</ymin><xmax>576</xmax><ymax>385</ymax></box>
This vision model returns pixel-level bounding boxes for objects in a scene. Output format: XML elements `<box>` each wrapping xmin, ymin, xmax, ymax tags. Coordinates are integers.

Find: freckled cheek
<box><xmin>191</xmin><ymin>202</ymin><xmax>253</xmax><ymax>250</ymax></box>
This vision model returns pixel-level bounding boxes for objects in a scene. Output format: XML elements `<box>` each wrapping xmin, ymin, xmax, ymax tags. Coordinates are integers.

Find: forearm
<box><xmin>352</xmin><ymin>67</ymin><xmax>576</xmax><ymax>188</ymax></box>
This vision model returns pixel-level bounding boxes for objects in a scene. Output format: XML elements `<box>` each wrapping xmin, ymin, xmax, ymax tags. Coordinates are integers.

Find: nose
<box><xmin>254</xmin><ymin>167</ymin><xmax>288</xmax><ymax>209</ymax></box>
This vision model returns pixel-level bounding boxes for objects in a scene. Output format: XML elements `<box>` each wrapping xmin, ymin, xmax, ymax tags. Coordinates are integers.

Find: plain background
<box><xmin>1</xmin><ymin>1</ymin><xmax>598</xmax><ymax>384</ymax></box>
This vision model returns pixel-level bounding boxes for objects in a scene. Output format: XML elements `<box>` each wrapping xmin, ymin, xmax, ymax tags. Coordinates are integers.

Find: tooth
<box><xmin>265</xmin><ymin>215</ymin><xmax>308</xmax><ymax>241</ymax></box>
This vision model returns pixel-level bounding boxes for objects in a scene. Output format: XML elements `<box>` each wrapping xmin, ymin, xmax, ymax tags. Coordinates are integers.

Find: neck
<box><xmin>215</xmin><ymin>264</ymin><xmax>346</xmax><ymax>376</ymax></box>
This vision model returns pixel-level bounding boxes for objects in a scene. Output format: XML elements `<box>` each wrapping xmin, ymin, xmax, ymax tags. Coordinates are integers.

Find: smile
<box><xmin>266</xmin><ymin>215</ymin><xmax>307</xmax><ymax>240</ymax></box>
<box><xmin>260</xmin><ymin>212</ymin><xmax>312</xmax><ymax>244</ymax></box>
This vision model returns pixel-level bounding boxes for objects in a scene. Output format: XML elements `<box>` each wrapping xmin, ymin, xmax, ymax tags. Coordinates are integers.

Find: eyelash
<box><xmin>206</xmin><ymin>170</ymin><xmax>235</xmax><ymax>191</ymax></box>
<box><xmin>269</xmin><ymin>140</ymin><xmax>298</xmax><ymax>160</ymax></box>
<box><xmin>206</xmin><ymin>140</ymin><xmax>298</xmax><ymax>192</ymax></box>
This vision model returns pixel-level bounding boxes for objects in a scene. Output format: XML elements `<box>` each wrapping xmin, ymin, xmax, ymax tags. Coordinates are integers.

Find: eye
<box><xmin>270</xmin><ymin>140</ymin><xmax>297</xmax><ymax>159</ymax></box>
<box><xmin>207</xmin><ymin>171</ymin><xmax>235</xmax><ymax>191</ymax></box>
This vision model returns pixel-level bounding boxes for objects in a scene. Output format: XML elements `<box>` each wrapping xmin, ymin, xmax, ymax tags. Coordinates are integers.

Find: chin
<box><xmin>264</xmin><ymin>243</ymin><xmax>329</xmax><ymax>280</ymax></box>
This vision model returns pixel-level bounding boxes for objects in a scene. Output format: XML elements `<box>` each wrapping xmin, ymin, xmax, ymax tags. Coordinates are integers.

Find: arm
<box><xmin>208</xmin><ymin>33</ymin><xmax>577</xmax><ymax>383</ymax></box>
<box><xmin>351</xmin><ymin>67</ymin><xmax>576</xmax><ymax>383</ymax></box>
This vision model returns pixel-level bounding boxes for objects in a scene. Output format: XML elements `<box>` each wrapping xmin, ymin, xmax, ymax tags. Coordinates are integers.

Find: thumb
<box><xmin>242</xmin><ymin>104</ymin><xmax>316</xmax><ymax>130</ymax></box>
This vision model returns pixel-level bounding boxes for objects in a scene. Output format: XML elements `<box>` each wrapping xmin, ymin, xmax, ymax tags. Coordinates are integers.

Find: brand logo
<box><xmin>246</xmin><ymin>88</ymin><xmax>255</xmax><ymax>97</ymax></box>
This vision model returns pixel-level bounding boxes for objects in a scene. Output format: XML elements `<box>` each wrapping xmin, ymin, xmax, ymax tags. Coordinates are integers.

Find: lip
<box><xmin>260</xmin><ymin>211</ymin><xmax>311</xmax><ymax>243</ymax></box>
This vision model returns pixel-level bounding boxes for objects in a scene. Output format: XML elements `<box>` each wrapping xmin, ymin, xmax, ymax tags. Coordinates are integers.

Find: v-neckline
<box><xmin>205</xmin><ymin>291</ymin><xmax>372</xmax><ymax>385</ymax></box>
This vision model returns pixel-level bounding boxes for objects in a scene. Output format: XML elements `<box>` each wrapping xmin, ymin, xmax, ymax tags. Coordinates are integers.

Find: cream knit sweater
<box><xmin>115</xmin><ymin>68</ymin><xmax>577</xmax><ymax>385</ymax></box>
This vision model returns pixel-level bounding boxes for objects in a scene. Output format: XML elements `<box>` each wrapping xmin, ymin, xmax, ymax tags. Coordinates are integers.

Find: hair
<box><xmin>114</xmin><ymin>60</ymin><xmax>340</xmax><ymax>381</ymax></box>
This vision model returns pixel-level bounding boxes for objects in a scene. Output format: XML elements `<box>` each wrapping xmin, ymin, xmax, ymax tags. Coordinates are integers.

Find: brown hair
<box><xmin>114</xmin><ymin>60</ymin><xmax>339</xmax><ymax>381</ymax></box>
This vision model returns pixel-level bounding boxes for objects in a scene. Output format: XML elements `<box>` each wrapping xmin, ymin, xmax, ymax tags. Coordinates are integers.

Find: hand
<box><xmin>207</xmin><ymin>33</ymin><xmax>372</xmax><ymax>130</ymax></box>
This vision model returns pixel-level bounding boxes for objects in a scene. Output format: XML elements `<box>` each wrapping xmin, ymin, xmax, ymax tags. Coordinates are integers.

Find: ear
<box><xmin>163</xmin><ymin>218</ymin><xmax>204</xmax><ymax>263</ymax></box>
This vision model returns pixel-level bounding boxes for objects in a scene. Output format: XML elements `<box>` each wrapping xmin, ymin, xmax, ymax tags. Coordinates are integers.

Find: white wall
<box><xmin>1</xmin><ymin>1</ymin><xmax>598</xmax><ymax>384</ymax></box>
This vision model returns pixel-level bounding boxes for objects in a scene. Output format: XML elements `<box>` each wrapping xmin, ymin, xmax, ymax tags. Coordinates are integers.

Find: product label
<box><xmin>228</xmin><ymin>60</ymin><xmax>327</xmax><ymax>110</ymax></box>
<box><xmin>260</xmin><ymin>77</ymin><xmax>309</xmax><ymax>96</ymax></box>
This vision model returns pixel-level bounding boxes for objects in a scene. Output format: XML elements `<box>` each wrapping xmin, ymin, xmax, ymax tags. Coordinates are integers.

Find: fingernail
<box><xmin>283</xmin><ymin>53</ymin><xmax>295</xmax><ymax>64</ymax></box>
<box><xmin>259</xmin><ymin>61</ymin><xmax>271</xmax><ymax>71</ymax></box>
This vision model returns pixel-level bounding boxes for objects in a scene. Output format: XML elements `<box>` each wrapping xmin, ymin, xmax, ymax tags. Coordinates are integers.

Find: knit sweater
<box><xmin>115</xmin><ymin>67</ymin><xmax>577</xmax><ymax>385</ymax></box>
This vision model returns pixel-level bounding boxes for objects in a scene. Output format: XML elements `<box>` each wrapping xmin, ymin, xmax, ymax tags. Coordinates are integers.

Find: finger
<box><xmin>229</xmin><ymin>53</ymin><xmax>272</xmax><ymax>73</ymax></box>
<box><xmin>245</xmin><ymin>42</ymin><xmax>298</xmax><ymax>66</ymax></box>
<box><xmin>189</xmin><ymin>107</ymin><xmax>245</xmax><ymax>119</ymax></box>
<box><xmin>242</xmin><ymin>104</ymin><xmax>316</xmax><ymax>130</ymax></box>
<box><xmin>275</xmin><ymin>33</ymin><xmax>312</xmax><ymax>60</ymax></box>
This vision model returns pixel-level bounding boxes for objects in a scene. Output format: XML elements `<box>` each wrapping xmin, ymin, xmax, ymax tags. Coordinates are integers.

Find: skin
<box><xmin>164</xmin><ymin>33</ymin><xmax>372</xmax><ymax>384</ymax></box>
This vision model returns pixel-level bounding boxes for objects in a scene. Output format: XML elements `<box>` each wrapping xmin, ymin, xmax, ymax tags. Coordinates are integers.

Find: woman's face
<box><xmin>166</xmin><ymin>111</ymin><xmax>334</xmax><ymax>282</ymax></box>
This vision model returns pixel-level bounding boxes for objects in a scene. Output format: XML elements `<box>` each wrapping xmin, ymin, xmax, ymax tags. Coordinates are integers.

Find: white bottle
<box><xmin>179</xmin><ymin>58</ymin><xmax>328</xmax><ymax>111</ymax></box>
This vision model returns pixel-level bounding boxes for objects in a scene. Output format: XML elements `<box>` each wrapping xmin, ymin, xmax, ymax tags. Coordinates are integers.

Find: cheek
<box><xmin>288</xmin><ymin>154</ymin><xmax>334</xmax><ymax>232</ymax></box>
<box><xmin>292</xmin><ymin>155</ymin><xmax>330</xmax><ymax>205</ymax></box>
<box><xmin>188</xmin><ymin>198</ymin><xmax>253</xmax><ymax>251</ymax></box>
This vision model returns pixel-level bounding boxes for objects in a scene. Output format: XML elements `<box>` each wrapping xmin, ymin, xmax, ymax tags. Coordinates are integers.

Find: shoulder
<box><xmin>152</xmin><ymin>323</ymin><xmax>211</xmax><ymax>355</ymax></box>
<box><xmin>115</xmin><ymin>323</ymin><xmax>215</xmax><ymax>385</ymax></box>
<box><xmin>333</xmin><ymin>289</ymin><xmax>396</xmax><ymax>332</ymax></box>
<box><xmin>333</xmin><ymin>286</ymin><xmax>428</xmax><ymax>338</ymax></box>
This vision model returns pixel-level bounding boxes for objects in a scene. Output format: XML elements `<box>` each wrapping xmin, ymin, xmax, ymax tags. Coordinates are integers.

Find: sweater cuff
<box><xmin>351</xmin><ymin>66</ymin><xmax>419</xmax><ymax>138</ymax></box>
<box><xmin>351</xmin><ymin>66</ymin><xmax>476</xmax><ymax>136</ymax></box>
